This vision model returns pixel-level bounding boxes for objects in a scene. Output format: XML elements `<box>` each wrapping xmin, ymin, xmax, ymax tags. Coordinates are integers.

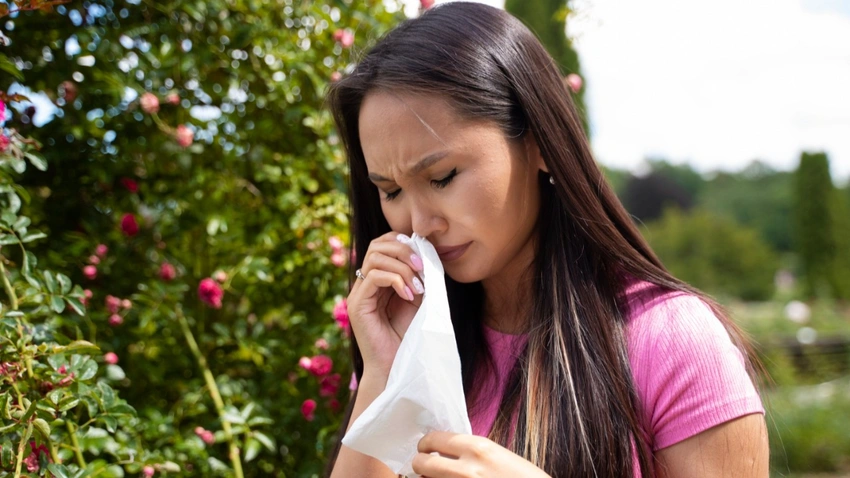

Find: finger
<box><xmin>365</xmin><ymin>237</ymin><xmax>425</xmax><ymax>274</ymax></box>
<box><xmin>361</xmin><ymin>251</ymin><xmax>424</xmax><ymax>297</ymax></box>
<box><xmin>412</xmin><ymin>452</ymin><xmax>464</xmax><ymax>478</ymax></box>
<box><xmin>357</xmin><ymin>269</ymin><xmax>414</xmax><ymax>302</ymax></box>
<box><xmin>418</xmin><ymin>431</ymin><xmax>482</xmax><ymax>457</ymax></box>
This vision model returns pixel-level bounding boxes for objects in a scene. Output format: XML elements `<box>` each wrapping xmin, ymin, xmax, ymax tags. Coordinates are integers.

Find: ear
<box><xmin>523</xmin><ymin>132</ymin><xmax>548</xmax><ymax>174</ymax></box>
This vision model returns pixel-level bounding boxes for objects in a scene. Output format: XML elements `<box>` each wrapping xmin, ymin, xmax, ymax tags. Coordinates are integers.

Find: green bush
<box><xmin>2</xmin><ymin>0</ymin><xmax>403</xmax><ymax>475</ymax></box>
<box><xmin>643</xmin><ymin>208</ymin><xmax>778</xmax><ymax>301</ymax></box>
<box><xmin>767</xmin><ymin>384</ymin><xmax>850</xmax><ymax>474</ymax></box>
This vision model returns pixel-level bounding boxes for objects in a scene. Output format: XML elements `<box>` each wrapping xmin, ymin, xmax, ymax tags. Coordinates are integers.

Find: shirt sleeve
<box><xmin>627</xmin><ymin>292</ymin><xmax>765</xmax><ymax>451</ymax></box>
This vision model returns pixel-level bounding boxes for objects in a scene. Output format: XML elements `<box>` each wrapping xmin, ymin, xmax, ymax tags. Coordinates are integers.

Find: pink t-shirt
<box><xmin>469</xmin><ymin>279</ymin><xmax>765</xmax><ymax>476</ymax></box>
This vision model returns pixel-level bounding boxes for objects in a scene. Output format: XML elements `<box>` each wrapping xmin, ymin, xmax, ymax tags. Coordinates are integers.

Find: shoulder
<box><xmin>619</xmin><ymin>279</ymin><xmax>764</xmax><ymax>450</ymax></box>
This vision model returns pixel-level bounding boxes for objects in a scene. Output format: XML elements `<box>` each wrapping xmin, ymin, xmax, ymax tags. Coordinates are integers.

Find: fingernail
<box><xmin>412</xmin><ymin>277</ymin><xmax>425</xmax><ymax>294</ymax></box>
<box><xmin>396</xmin><ymin>234</ymin><xmax>411</xmax><ymax>244</ymax></box>
<box><xmin>410</xmin><ymin>253</ymin><xmax>423</xmax><ymax>271</ymax></box>
<box><xmin>404</xmin><ymin>286</ymin><xmax>414</xmax><ymax>301</ymax></box>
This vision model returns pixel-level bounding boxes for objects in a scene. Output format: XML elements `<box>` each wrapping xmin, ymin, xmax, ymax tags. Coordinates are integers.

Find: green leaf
<box><xmin>105</xmin><ymin>364</ymin><xmax>125</xmax><ymax>381</ymax></box>
<box><xmin>244</xmin><ymin>438</ymin><xmax>261</xmax><ymax>462</ymax></box>
<box><xmin>101</xmin><ymin>415</ymin><xmax>117</xmax><ymax>433</ymax></box>
<box><xmin>20</xmin><ymin>232</ymin><xmax>47</xmax><ymax>243</ymax></box>
<box><xmin>33</xmin><ymin>418</ymin><xmax>51</xmax><ymax>441</ymax></box>
<box><xmin>0</xmin><ymin>235</ymin><xmax>18</xmax><ymax>246</ymax></box>
<box><xmin>22</xmin><ymin>398</ymin><xmax>38</xmax><ymax>421</ymax></box>
<box><xmin>47</xmin><ymin>463</ymin><xmax>72</xmax><ymax>478</ymax></box>
<box><xmin>0</xmin><ymin>55</ymin><xmax>23</xmax><ymax>80</ymax></box>
<box><xmin>47</xmin><ymin>388</ymin><xmax>63</xmax><ymax>406</ymax></box>
<box><xmin>24</xmin><ymin>152</ymin><xmax>48</xmax><ymax>171</ymax></box>
<box><xmin>56</xmin><ymin>273</ymin><xmax>72</xmax><ymax>294</ymax></box>
<box><xmin>50</xmin><ymin>295</ymin><xmax>66</xmax><ymax>314</ymax></box>
<box><xmin>109</xmin><ymin>403</ymin><xmax>135</xmax><ymax>416</ymax></box>
<box><xmin>54</xmin><ymin>340</ymin><xmax>99</xmax><ymax>354</ymax></box>
<box><xmin>43</xmin><ymin>270</ymin><xmax>56</xmax><ymax>294</ymax></box>
<box><xmin>78</xmin><ymin>358</ymin><xmax>98</xmax><ymax>381</ymax></box>
<box><xmin>253</xmin><ymin>431</ymin><xmax>275</xmax><ymax>451</ymax></box>
<box><xmin>1</xmin><ymin>440</ymin><xmax>14</xmax><ymax>468</ymax></box>
<box><xmin>66</xmin><ymin>297</ymin><xmax>85</xmax><ymax>316</ymax></box>
<box><xmin>58</xmin><ymin>397</ymin><xmax>80</xmax><ymax>412</ymax></box>
<box><xmin>12</xmin><ymin>216</ymin><xmax>30</xmax><ymax>232</ymax></box>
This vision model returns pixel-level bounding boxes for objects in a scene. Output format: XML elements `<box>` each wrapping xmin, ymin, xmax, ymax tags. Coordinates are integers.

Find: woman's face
<box><xmin>358</xmin><ymin>91</ymin><xmax>546</xmax><ymax>283</ymax></box>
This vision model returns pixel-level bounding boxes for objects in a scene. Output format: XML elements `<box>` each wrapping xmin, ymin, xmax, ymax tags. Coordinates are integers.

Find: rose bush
<box><xmin>2</xmin><ymin>0</ymin><xmax>403</xmax><ymax>475</ymax></box>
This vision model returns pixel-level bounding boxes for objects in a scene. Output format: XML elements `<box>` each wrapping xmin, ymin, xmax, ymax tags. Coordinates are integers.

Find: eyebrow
<box><xmin>368</xmin><ymin>150</ymin><xmax>450</xmax><ymax>183</ymax></box>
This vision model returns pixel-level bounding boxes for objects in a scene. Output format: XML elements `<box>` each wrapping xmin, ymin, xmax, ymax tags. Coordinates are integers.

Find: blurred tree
<box><xmin>505</xmin><ymin>0</ymin><xmax>589</xmax><ymax>135</ymax></box>
<box><xmin>793</xmin><ymin>152</ymin><xmax>849</xmax><ymax>299</ymax></box>
<box><xmin>601</xmin><ymin>164</ymin><xmax>629</xmax><ymax>196</ymax></box>
<box><xmin>620</xmin><ymin>171</ymin><xmax>694</xmax><ymax>222</ymax></box>
<box><xmin>699</xmin><ymin>161</ymin><xmax>794</xmax><ymax>252</ymax></box>
<box><xmin>644</xmin><ymin>208</ymin><xmax>777</xmax><ymax>301</ymax></box>
<box><xmin>647</xmin><ymin>158</ymin><xmax>706</xmax><ymax>198</ymax></box>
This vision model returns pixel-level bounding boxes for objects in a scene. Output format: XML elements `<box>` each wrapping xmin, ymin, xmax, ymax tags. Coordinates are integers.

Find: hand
<box><xmin>413</xmin><ymin>432</ymin><xmax>551</xmax><ymax>478</ymax></box>
<box><xmin>347</xmin><ymin>232</ymin><xmax>425</xmax><ymax>378</ymax></box>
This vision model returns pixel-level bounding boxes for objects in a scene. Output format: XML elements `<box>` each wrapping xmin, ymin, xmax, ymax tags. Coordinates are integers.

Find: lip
<box><xmin>435</xmin><ymin>242</ymin><xmax>472</xmax><ymax>262</ymax></box>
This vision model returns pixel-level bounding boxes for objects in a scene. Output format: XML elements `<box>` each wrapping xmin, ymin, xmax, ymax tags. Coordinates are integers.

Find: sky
<box><xmin>426</xmin><ymin>0</ymin><xmax>850</xmax><ymax>182</ymax></box>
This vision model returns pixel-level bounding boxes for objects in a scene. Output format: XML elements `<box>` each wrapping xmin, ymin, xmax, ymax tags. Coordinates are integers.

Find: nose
<box><xmin>409</xmin><ymin>196</ymin><xmax>448</xmax><ymax>240</ymax></box>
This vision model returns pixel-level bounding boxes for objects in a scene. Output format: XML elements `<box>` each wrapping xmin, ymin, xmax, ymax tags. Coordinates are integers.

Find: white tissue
<box><xmin>341</xmin><ymin>234</ymin><xmax>472</xmax><ymax>477</ymax></box>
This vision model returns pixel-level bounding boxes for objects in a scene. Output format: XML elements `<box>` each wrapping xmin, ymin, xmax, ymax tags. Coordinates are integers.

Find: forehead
<box><xmin>358</xmin><ymin>91</ymin><xmax>464</xmax><ymax>173</ymax></box>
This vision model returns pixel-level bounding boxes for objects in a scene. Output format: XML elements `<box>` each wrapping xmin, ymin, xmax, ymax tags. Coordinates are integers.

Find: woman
<box><xmin>325</xmin><ymin>3</ymin><xmax>768</xmax><ymax>477</ymax></box>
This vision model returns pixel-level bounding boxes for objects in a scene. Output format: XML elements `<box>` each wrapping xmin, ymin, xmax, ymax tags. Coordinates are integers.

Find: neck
<box><xmin>481</xmin><ymin>239</ymin><xmax>537</xmax><ymax>335</ymax></box>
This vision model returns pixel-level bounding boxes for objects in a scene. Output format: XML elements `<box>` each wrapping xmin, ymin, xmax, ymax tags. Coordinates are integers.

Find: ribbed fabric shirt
<box><xmin>469</xmin><ymin>279</ymin><xmax>765</xmax><ymax>476</ymax></box>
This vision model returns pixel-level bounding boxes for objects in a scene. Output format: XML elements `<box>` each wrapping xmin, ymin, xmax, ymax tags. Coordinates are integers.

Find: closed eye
<box><xmin>432</xmin><ymin>168</ymin><xmax>457</xmax><ymax>189</ymax></box>
<box><xmin>382</xmin><ymin>168</ymin><xmax>457</xmax><ymax>202</ymax></box>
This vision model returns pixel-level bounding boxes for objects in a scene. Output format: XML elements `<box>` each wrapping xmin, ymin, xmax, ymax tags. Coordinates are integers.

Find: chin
<box><xmin>443</xmin><ymin>263</ymin><xmax>487</xmax><ymax>284</ymax></box>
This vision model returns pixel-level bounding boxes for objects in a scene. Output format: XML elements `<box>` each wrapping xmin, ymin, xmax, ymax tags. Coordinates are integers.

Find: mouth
<box><xmin>435</xmin><ymin>242</ymin><xmax>472</xmax><ymax>262</ymax></box>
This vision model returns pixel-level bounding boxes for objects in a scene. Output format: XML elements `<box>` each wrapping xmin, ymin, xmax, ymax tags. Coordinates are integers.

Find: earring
<box><xmin>549</xmin><ymin>175</ymin><xmax>555</xmax><ymax>185</ymax></box>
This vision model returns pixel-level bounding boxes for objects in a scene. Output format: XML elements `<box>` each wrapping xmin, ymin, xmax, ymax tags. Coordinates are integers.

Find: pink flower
<box><xmin>88</xmin><ymin>255</ymin><xmax>100</xmax><ymax>265</ymax></box>
<box><xmin>329</xmin><ymin>398</ymin><xmax>341</xmax><ymax>412</ymax></box>
<box><xmin>175</xmin><ymin>125</ymin><xmax>193</xmax><ymax>148</ymax></box>
<box><xmin>83</xmin><ymin>265</ymin><xmax>97</xmax><ymax>280</ymax></box>
<box><xmin>213</xmin><ymin>270</ymin><xmax>227</xmax><ymax>283</ymax></box>
<box><xmin>105</xmin><ymin>295</ymin><xmax>121</xmax><ymax>314</ymax></box>
<box><xmin>120</xmin><ymin>177</ymin><xmax>139</xmax><ymax>193</ymax></box>
<box><xmin>332</xmin><ymin>298</ymin><xmax>349</xmax><ymax>330</ymax></box>
<box><xmin>298</xmin><ymin>356</ymin><xmax>312</xmax><ymax>371</ymax></box>
<box><xmin>566</xmin><ymin>73</ymin><xmax>583</xmax><ymax>93</ymax></box>
<box><xmin>108</xmin><ymin>314</ymin><xmax>123</xmax><ymax>326</ymax></box>
<box><xmin>121</xmin><ymin>213</ymin><xmax>139</xmax><ymax>236</ymax></box>
<box><xmin>57</xmin><ymin>365</ymin><xmax>67</xmax><ymax>375</ymax></box>
<box><xmin>198</xmin><ymin>278</ymin><xmax>223</xmax><ymax>308</ymax></box>
<box><xmin>301</xmin><ymin>399</ymin><xmax>317</xmax><ymax>421</ymax></box>
<box><xmin>420</xmin><ymin>0</ymin><xmax>435</xmax><ymax>9</ymax></box>
<box><xmin>95</xmin><ymin>244</ymin><xmax>108</xmax><ymax>257</ymax></box>
<box><xmin>308</xmin><ymin>355</ymin><xmax>333</xmax><ymax>376</ymax></box>
<box><xmin>57</xmin><ymin>372</ymin><xmax>75</xmax><ymax>387</ymax></box>
<box><xmin>82</xmin><ymin>289</ymin><xmax>93</xmax><ymax>306</ymax></box>
<box><xmin>104</xmin><ymin>352</ymin><xmax>119</xmax><ymax>365</ymax></box>
<box><xmin>166</xmin><ymin>93</ymin><xmax>180</xmax><ymax>105</ymax></box>
<box><xmin>0</xmin><ymin>99</ymin><xmax>5</xmax><ymax>121</ymax></box>
<box><xmin>315</xmin><ymin>338</ymin><xmax>329</xmax><ymax>350</ymax></box>
<box><xmin>330</xmin><ymin>71</ymin><xmax>342</xmax><ymax>82</ymax></box>
<box><xmin>143</xmin><ymin>465</ymin><xmax>156</xmax><ymax>477</ymax></box>
<box><xmin>60</xmin><ymin>81</ymin><xmax>78</xmax><ymax>102</ymax></box>
<box><xmin>122</xmin><ymin>299</ymin><xmax>132</xmax><ymax>309</ymax></box>
<box><xmin>0</xmin><ymin>134</ymin><xmax>9</xmax><ymax>154</ymax></box>
<box><xmin>320</xmin><ymin>373</ymin><xmax>341</xmax><ymax>397</ymax></box>
<box><xmin>329</xmin><ymin>236</ymin><xmax>344</xmax><ymax>251</ymax></box>
<box><xmin>23</xmin><ymin>442</ymin><xmax>50</xmax><ymax>472</ymax></box>
<box><xmin>159</xmin><ymin>262</ymin><xmax>176</xmax><ymax>281</ymax></box>
<box><xmin>194</xmin><ymin>427</ymin><xmax>215</xmax><ymax>445</ymax></box>
<box><xmin>332</xmin><ymin>29</ymin><xmax>354</xmax><ymax>48</ymax></box>
<box><xmin>140</xmin><ymin>92</ymin><xmax>160</xmax><ymax>114</ymax></box>
<box><xmin>330</xmin><ymin>251</ymin><xmax>346</xmax><ymax>267</ymax></box>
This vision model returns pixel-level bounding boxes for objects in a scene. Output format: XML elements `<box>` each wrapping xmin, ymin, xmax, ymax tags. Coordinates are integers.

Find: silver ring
<box><xmin>355</xmin><ymin>268</ymin><xmax>366</xmax><ymax>281</ymax></box>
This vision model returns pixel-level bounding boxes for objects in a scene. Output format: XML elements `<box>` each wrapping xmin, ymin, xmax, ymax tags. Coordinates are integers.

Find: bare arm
<box><xmin>329</xmin><ymin>373</ymin><xmax>399</xmax><ymax>478</ymax></box>
<box><xmin>654</xmin><ymin>413</ymin><xmax>769</xmax><ymax>478</ymax></box>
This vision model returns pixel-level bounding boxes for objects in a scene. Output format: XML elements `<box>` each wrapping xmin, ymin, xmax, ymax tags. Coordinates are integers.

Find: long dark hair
<box><xmin>324</xmin><ymin>3</ymin><xmax>757</xmax><ymax>477</ymax></box>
